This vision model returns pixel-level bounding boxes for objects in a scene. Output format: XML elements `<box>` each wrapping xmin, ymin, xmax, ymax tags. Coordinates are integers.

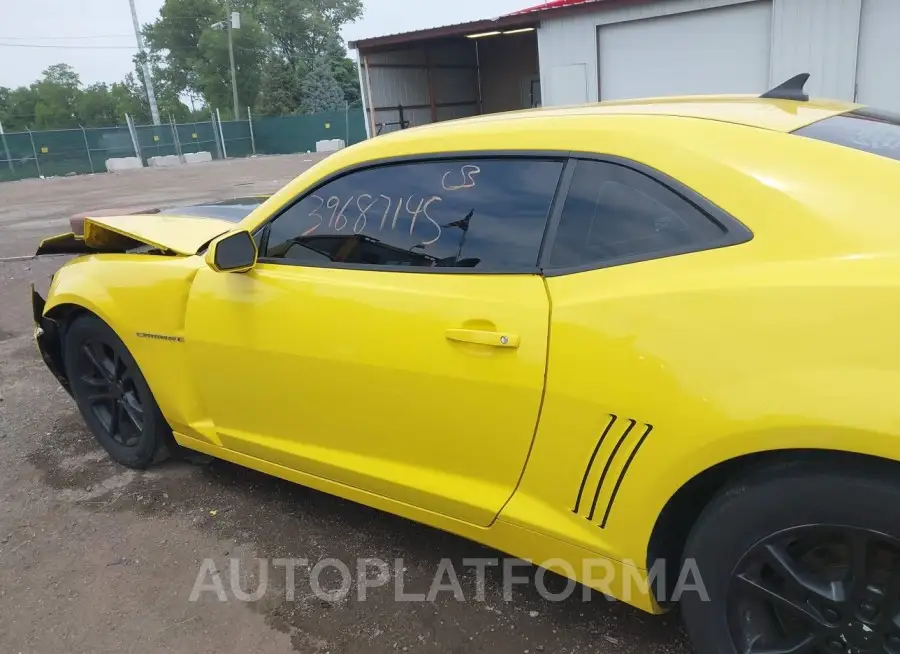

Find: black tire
<box><xmin>63</xmin><ymin>314</ymin><xmax>172</xmax><ymax>469</ymax></box>
<box><xmin>681</xmin><ymin>463</ymin><xmax>900</xmax><ymax>654</ymax></box>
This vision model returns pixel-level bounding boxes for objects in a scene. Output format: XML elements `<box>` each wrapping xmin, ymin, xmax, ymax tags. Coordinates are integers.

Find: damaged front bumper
<box><xmin>31</xmin><ymin>285</ymin><xmax>72</xmax><ymax>396</ymax></box>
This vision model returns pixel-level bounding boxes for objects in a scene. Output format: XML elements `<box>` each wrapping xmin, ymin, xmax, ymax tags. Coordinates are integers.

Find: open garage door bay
<box><xmin>360</xmin><ymin>30</ymin><xmax>541</xmax><ymax>136</ymax></box>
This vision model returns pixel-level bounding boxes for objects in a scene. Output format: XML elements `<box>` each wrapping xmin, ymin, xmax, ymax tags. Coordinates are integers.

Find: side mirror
<box><xmin>205</xmin><ymin>230</ymin><xmax>258</xmax><ymax>273</ymax></box>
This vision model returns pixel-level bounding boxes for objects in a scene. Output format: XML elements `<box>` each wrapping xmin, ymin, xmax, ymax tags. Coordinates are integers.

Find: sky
<box><xmin>0</xmin><ymin>0</ymin><xmax>534</xmax><ymax>88</ymax></box>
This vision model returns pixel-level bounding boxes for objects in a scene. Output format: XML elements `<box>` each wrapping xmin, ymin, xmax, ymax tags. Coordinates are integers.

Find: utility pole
<box><xmin>227</xmin><ymin>5</ymin><xmax>240</xmax><ymax>120</ymax></box>
<box><xmin>129</xmin><ymin>0</ymin><xmax>160</xmax><ymax>125</ymax></box>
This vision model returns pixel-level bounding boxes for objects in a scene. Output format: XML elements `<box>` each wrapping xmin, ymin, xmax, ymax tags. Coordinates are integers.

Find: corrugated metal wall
<box><xmin>770</xmin><ymin>0</ymin><xmax>861</xmax><ymax>101</ymax></box>
<box><xmin>363</xmin><ymin>42</ymin><xmax>479</xmax><ymax>135</ymax></box>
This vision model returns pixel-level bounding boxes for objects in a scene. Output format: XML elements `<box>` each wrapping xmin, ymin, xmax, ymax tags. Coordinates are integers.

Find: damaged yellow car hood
<box><xmin>82</xmin><ymin>214</ymin><xmax>235</xmax><ymax>255</ymax></box>
<box><xmin>36</xmin><ymin>197</ymin><xmax>269</xmax><ymax>257</ymax></box>
<box><xmin>38</xmin><ymin>214</ymin><xmax>237</xmax><ymax>257</ymax></box>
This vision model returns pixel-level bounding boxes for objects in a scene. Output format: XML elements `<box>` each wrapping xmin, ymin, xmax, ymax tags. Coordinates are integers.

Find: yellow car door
<box><xmin>185</xmin><ymin>157</ymin><xmax>565</xmax><ymax>526</ymax></box>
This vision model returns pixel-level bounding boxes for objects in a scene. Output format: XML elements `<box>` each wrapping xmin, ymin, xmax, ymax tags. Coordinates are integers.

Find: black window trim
<box><xmin>252</xmin><ymin>150</ymin><xmax>753</xmax><ymax>277</ymax></box>
<box><xmin>539</xmin><ymin>154</ymin><xmax>754</xmax><ymax>277</ymax></box>
<box><xmin>254</xmin><ymin>151</ymin><xmax>571</xmax><ymax>275</ymax></box>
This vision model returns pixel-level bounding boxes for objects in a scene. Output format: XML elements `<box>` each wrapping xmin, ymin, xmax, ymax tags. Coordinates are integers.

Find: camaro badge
<box><xmin>136</xmin><ymin>332</ymin><xmax>185</xmax><ymax>343</ymax></box>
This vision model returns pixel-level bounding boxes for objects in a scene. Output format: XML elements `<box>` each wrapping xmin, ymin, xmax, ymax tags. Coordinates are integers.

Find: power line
<box><xmin>0</xmin><ymin>42</ymin><xmax>249</xmax><ymax>54</ymax></box>
<box><xmin>0</xmin><ymin>34</ymin><xmax>134</xmax><ymax>40</ymax></box>
<box><xmin>0</xmin><ymin>41</ymin><xmax>271</xmax><ymax>52</ymax></box>
<box><xmin>0</xmin><ymin>42</ymin><xmax>138</xmax><ymax>49</ymax></box>
<box><xmin>0</xmin><ymin>41</ymin><xmax>332</xmax><ymax>61</ymax></box>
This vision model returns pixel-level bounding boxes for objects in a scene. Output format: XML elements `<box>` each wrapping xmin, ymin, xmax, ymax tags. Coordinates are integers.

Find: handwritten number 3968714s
<box><xmin>301</xmin><ymin>164</ymin><xmax>482</xmax><ymax>245</ymax></box>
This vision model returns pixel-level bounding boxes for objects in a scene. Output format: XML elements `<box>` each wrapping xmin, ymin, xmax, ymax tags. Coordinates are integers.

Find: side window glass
<box><xmin>263</xmin><ymin>159</ymin><xmax>563</xmax><ymax>271</ymax></box>
<box><xmin>549</xmin><ymin>160</ymin><xmax>728</xmax><ymax>269</ymax></box>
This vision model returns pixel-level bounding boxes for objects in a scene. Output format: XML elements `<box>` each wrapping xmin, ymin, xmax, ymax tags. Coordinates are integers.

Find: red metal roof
<box><xmin>510</xmin><ymin>0</ymin><xmax>601</xmax><ymax>15</ymax></box>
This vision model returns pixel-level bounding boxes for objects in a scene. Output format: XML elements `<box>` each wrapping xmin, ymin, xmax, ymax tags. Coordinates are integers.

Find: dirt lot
<box><xmin>0</xmin><ymin>156</ymin><xmax>691</xmax><ymax>653</ymax></box>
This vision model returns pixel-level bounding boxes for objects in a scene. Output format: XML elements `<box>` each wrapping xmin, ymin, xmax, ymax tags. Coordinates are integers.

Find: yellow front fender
<box><xmin>41</xmin><ymin>254</ymin><xmax>212</xmax><ymax>442</ymax></box>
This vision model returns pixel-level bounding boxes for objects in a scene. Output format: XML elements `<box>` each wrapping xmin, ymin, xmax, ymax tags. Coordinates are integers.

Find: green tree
<box><xmin>32</xmin><ymin>64</ymin><xmax>82</xmax><ymax>129</ymax></box>
<box><xmin>112</xmin><ymin>73</ymin><xmax>152</xmax><ymax>123</ymax></box>
<box><xmin>143</xmin><ymin>0</ymin><xmax>269</xmax><ymax>114</ymax></box>
<box><xmin>196</xmin><ymin>17</ymin><xmax>268</xmax><ymax>115</ymax></box>
<box><xmin>255</xmin><ymin>0</ymin><xmax>363</xmax><ymax>112</ymax></box>
<box><xmin>143</xmin><ymin>0</ymin><xmax>220</xmax><ymax>95</ymax></box>
<box><xmin>300</xmin><ymin>56</ymin><xmax>344</xmax><ymax>113</ymax></box>
<box><xmin>256</xmin><ymin>57</ymin><xmax>305</xmax><ymax>115</ymax></box>
<box><xmin>253</xmin><ymin>0</ymin><xmax>362</xmax><ymax>63</ymax></box>
<box><xmin>77</xmin><ymin>83</ymin><xmax>120</xmax><ymax>126</ymax></box>
<box><xmin>0</xmin><ymin>65</ymin><xmax>185</xmax><ymax>131</ymax></box>
<box><xmin>329</xmin><ymin>46</ymin><xmax>361</xmax><ymax>106</ymax></box>
<box><xmin>133</xmin><ymin>62</ymin><xmax>192</xmax><ymax>122</ymax></box>
<box><xmin>1</xmin><ymin>86</ymin><xmax>40</xmax><ymax>131</ymax></box>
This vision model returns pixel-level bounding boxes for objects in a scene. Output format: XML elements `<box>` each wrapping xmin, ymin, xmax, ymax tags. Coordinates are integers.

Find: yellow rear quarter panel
<box><xmin>504</xmin><ymin>251</ymin><xmax>900</xmax><ymax>564</ymax></box>
<box><xmin>501</xmin><ymin>118</ymin><xmax>900</xmax><ymax>566</ymax></box>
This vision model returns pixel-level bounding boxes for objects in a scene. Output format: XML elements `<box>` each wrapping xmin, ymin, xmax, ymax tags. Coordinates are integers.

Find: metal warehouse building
<box><xmin>350</xmin><ymin>0</ymin><xmax>900</xmax><ymax>137</ymax></box>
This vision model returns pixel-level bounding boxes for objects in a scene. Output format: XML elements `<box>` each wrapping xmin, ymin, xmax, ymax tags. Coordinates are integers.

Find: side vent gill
<box><xmin>572</xmin><ymin>414</ymin><xmax>654</xmax><ymax>529</ymax></box>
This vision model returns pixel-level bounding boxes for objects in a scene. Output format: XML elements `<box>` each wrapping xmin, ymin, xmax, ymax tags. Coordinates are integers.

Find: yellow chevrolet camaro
<box><xmin>32</xmin><ymin>74</ymin><xmax>900</xmax><ymax>653</ymax></box>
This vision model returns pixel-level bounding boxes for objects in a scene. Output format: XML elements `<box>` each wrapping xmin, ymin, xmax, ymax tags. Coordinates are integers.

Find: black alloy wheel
<box><xmin>729</xmin><ymin>526</ymin><xmax>900</xmax><ymax>654</ymax></box>
<box><xmin>63</xmin><ymin>314</ymin><xmax>172</xmax><ymax>469</ymax></box>
<box><xmin>72</xmin><ymin>338</ymin><xmax>145</xmax><ymax>448</ymax></box>
<box><xmin>681</xmin><ymin>464</ymin><xmax>900</xmax><ymax>654</ymax></box>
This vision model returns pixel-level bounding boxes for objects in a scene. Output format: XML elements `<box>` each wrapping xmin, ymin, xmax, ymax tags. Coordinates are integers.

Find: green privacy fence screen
<box><xmin>0</xmin><ymin>108</ymin><xmax>368</xmax><ymax>183</ymax></box>
<box><xmin>251</xmin><ymin>109</ymin><xmax>368</xmax><ymax>155</ymax></box>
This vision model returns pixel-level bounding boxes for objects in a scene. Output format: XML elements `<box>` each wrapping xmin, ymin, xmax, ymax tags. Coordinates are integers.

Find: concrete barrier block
<box><xmin>147</xmin><ymin>155</ymin><xmax>183</xmax><ymax>168</ymax></box>
<box><xmin>183</xmin><ymin>151</ymin><xmax>213</xmax><ymax>164</ymax></box>
<box><xmin>316</xmin><ymin>139</ymin><xmax>345</xmax><ymax>153</ymax></box>
<box><xmin>105</xmin><ymin>157</ymin><xmax>143</xmax><ymax>173</ymax></box>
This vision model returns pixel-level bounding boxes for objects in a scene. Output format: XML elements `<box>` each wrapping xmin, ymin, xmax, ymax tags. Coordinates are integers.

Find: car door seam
<box><xmin>491</xmin><ymin>276</ymin><xmax>554</xmax><ymax>526</ymax></box>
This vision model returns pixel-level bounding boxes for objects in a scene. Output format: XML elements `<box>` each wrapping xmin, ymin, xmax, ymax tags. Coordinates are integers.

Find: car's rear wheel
<box><xmin>681</xmin><ymin>464</ymin><xmax>900</xmax><ymax>654</ymax></box>
<box><xmin>64</xmin><ymin>314</ymin><xmax>172</xmax><ymax>469</ymax></box>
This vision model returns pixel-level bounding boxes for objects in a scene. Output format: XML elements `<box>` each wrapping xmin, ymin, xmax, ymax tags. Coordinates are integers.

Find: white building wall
<box><xmin>538</xmin><ymin>0</ymin><xmax>868</xmax><ymax>107</ymax></box>
<box><xmin>537</xmin><ymin>14</ymin><xmax>599</xmax><ymax>104</ymax></box>
<box><xmin>855</xmin><ymin>0</ymin><xmax>900</xmax><ymax>110</ymax></box>
<box><xmin>598</xmin><ymin>2</ymin><xmax>772</xmax><ymax>100</ymax></box>
<box><xmin>770</xmin><ymin>0</ymin><xmax>861</xmax><ymax>101</ymax></box>
<box><xmin>537</xmin><ymin>0</ymin><xmax>765</xmax><ymax>106</ymax></box>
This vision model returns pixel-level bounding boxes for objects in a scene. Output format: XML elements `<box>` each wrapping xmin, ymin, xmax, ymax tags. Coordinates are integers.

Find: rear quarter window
<box><xmin>548</xmin><ymin>160</ymin><xmax>733</xmax><ymax>270</ymax></box>
<box><xmin>795</xmin><ymin>109</ymin><xmax>900</xmax><ymax>162</ymax></box>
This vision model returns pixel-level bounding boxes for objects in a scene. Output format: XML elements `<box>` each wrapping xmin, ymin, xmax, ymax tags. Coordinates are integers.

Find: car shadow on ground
<box><xmin>28</xmin><ymin>415</ymin><xmax>691</xmax><ymax>653</ymax></box>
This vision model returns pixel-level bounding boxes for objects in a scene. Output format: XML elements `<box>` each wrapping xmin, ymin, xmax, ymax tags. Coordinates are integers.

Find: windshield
<box><xmin>158</xmin><ymin>197</ymin><xmax>268</xmax><ymax>223</ymax></box>
<box><xmin>794</xmin><ymin>108</ymin><xmax>900</xmax><ymax>162</ymax></box>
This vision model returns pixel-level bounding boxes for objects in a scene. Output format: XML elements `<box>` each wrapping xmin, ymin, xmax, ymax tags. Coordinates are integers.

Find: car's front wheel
<box><xmin>681</xmin><ymin>463</ymin><xmax>900</xmax><ymax>654</ymax></box>
<box><xmin>64</xmin><ymin>314</ymin><xmax>172</xmax><ymax>469</ymax></box>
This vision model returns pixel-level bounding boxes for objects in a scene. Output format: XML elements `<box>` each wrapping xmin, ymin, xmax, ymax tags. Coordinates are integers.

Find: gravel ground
<box><xmin>0</xmin><ymin>156</ymin><xmax>692</xmax><ymax>653</ymax></box>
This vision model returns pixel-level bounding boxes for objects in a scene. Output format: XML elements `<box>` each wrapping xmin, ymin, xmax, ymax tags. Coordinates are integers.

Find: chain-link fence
<box><xmin>0</xmin><ymin>107</ymin><xmax>368</xmax><ymax>183</ymax></box>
